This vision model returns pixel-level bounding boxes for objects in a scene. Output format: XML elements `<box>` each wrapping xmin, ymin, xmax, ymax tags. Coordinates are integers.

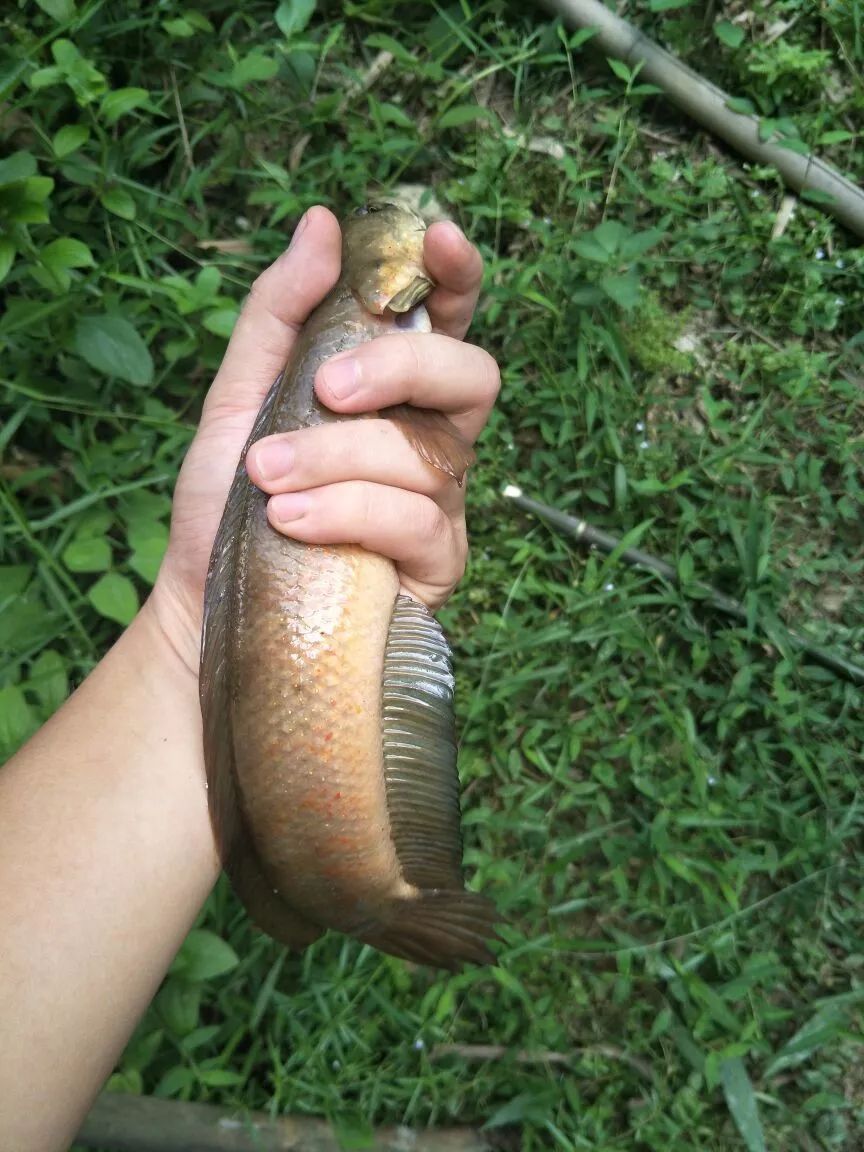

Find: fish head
<box><xmin>342</xmin><ymin>202</ymin><xmax>434</xmax><ymax>315</ymax></box>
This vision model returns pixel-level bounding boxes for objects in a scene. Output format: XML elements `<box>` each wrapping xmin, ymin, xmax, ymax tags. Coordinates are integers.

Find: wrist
<box><xmin>141</xmin><ymin>573</ymin><xmax>202</xmax><ymax>684</ymax></box>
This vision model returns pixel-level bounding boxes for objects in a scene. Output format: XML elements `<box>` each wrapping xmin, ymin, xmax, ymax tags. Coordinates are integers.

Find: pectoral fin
<box><xmin>382</xmin><ymin>404</ymin><xmax>475</xmax><ymax>486</ymax></box>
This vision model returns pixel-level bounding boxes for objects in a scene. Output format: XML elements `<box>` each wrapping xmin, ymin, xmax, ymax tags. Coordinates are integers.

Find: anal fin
<box><xmin>381</xmin><ymin>595</ymin><xmax>464</xmax><ymax>890</ymax></box>
<box><xmin>378</xmin><ymin>595</ymin><xmax>499</xmax><ymax>969</ymax></box>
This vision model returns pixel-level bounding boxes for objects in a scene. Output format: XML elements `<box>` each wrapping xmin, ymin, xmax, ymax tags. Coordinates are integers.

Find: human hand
<box><xmin>149</xmin><ymin>205</ymin><xmax>499</xmax><ymax>676</ymax></box>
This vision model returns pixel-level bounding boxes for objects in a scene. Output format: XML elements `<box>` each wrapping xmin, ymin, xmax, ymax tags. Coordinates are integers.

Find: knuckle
<box><xmin>242</xmin><ymin>281</ymin><xmax>264</xmax><ymax>317</ymax></box>
<box><xmin>451</xmin><ymin>519</ymin><xmax>469</xmax><ymax>578</ymax></box>
<box><xmin>356</xmin><ymin>482</ymin><xmax>377</xmax><ymax>531</ymax></box>
<box><xmin>247</xmin><ymin>268</ymin><xmax>272</xmax><ymax>303</ymax></box>
<box><xmin>426</xmin><ymin>468</ymin><xmax>453</xmax><ymax>498</ymax></box>
<box><xmin>394</xmin><ymin>332</ymin><xmax>424</xmax><ymax>380</ymax></box>
<box><xmin>243</xmin><ymin>276</ymin><xmax>301</xmax><ymax>335</ymax></box>
<box><xmin>235</xmin><ymin>282</ymin><xmax>267</xmax><ymax>332</ymax></box>
<box><xmin>418</xmin><ymin>497</ymin><xmax>451</xmax><ymax>548</ymax></box>
<box><xmin>475</xmin><ymin>347</ymin><xmax>501</xmax><ymax>406</ymax></box>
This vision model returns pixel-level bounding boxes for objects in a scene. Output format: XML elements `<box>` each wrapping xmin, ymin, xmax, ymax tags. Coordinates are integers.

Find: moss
<box><xmin>621</xmin><ymin>291</ymin><xmax>692</xmax><ymax>376</ymax></box>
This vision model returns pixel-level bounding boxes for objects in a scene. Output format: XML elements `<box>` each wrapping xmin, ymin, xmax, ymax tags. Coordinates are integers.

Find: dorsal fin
<box><xmin>200</xmin><ymin>373</ymin><xmax>281</xmax><ymax>863</ymax></box>
<box><xmin>200</xmin><ymin>372</ymin><xmax>321</xmax><ymax>950</ymax></box>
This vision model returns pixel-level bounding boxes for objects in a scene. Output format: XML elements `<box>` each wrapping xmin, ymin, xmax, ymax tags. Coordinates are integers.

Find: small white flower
<box><xmin>639</xmin><ymin>440</ymin><xmax>650</xmax><ymax>450</ymax></box>
<box><xmin>332</xmin><ymin>1060</ymin><xmax>341</xmax><ymax>1071</ymax></box>
<box><xmin>836</xmin><ymin>259</ymin><xmax>845</xmax><ymax>268</ymax></box>
<box><xmin>815</xmin><ymin>248</ymin><xmax>825</xmax><ymax>259</ymax></box>
<box><xmin>834</xmin><ymin>297</ymin><xmax>845</xmax><ymax>307</ymax></box>
<box><xmin>635</xmin><ymin>420</ymin><xmax>645</xmax><ymax>432</ymax></box>
<box><xmin>413</xmin><ymin>1038</ymin><xmax>425</xmax><ymax>1051</ymax></box>
<box><xmin>708</xmin><ymin>776</ymin><xmax>717</xmax><ymax>786</ymax></box>
<box><xmin>604</xmin><ymin>582</ymin><xmax>615</xmax><ymax>592</ymax></box>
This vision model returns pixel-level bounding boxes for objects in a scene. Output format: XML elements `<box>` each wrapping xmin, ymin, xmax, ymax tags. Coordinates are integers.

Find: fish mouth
<box><xmin>386</xmin><ymin>274</ymin><xmax>434</xmax><ymax>313</ymax></box>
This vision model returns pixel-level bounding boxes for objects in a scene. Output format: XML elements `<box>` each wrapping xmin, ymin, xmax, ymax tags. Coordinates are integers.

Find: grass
<box><xmin>2</xmin><ymin>1</ymin><xmax>863</xmax><ymax>1148</ymax></box>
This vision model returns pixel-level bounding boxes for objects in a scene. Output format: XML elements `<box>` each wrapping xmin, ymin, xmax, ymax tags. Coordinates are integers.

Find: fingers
<box><xmin>423</xmin><ymin>221</ymin><xmax>484</xmax><ymax>340</ymax></box>
<box><xmin>201</xmin><ymin>212</ymin><xmax>483</xmax><ymax>428</ymax></box>
<box><xmin>313</xmin><ymin>333</ymin><xmax>500</xmax><ymax>444</ymax></box>
<box><xmin>246</xmin><ymin>419</ymin><xmax>463</xmax><ymax>512</ymax></box>
<box><xmin>267</xmin><ymin>482</ymin><xmax>467</xmax><ymax>603</ymax></box>
<box><xmin>203</xmin><ymin>206</ymin><xmax>342</xmax><ymax>418</ymax></box>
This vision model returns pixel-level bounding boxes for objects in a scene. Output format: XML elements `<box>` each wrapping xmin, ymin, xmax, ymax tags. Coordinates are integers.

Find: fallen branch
<box><xmin>431</xmin><ymin>1042</ymin><xmax>655</xmax><ymax>1082</ymax></box>
<box><xmin>77</xmin><ymin>1092</ymin><xmax>496</xmax><ymax>1152</ymax></box>
<box><xmin>431</xmin><ymin>1043</ymin><xmax>571</xmax><ymax>1068</ymax></box>
<box><xmin>538</xmin><ymin>0</ymin><xmax>864</xmax><ymax>239</ymax></box>
<box><xmin>502</xmin><ymin>485</ymin><xmax>864</xmax><ymax>687</ymax></box>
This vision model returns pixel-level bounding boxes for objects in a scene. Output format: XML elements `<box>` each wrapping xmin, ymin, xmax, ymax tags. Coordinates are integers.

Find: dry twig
<box><xmin>431</xmin><ymin>1042</ymin><xmax>656</xmax><ymax>1082</ymax></box>
<box><xmin>78</xmin><ymin>1093</ymin><xmax>496</xmax><ymax>1152</ymax></box>
<box><xmin>503</xmin><ymin>485</ymin><xmax>864</xmax><ymax>686</ymax></box>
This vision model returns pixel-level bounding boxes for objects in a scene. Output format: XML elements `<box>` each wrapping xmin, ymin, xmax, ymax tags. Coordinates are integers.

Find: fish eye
<box><xmin>353</xmin><ymin>206</ymin><xmax>370</xmax><ymax>216</ymax></box>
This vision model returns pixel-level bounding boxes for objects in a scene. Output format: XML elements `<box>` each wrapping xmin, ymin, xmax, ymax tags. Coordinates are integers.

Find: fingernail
<box><xmin>287</xmin><ymin>212</ymin><xmax>309</xmax><ymax>252</ymax></box>
<box><xmin>271</xmin><ymin>493</ymin><xmax>310</xmax><ymax>524</ymax></box>
<box><xmin>254</xmin><ymin>441</ymin><xmax>295</xmax><ymax>482</ymax></box>
<box><xmin>321</xmin><ymin>357</ymin><xmax>359</xmax><ymax>399</ymax></box>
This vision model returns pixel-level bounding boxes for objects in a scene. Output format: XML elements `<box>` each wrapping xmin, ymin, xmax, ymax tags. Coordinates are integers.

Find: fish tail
<box><xmin>358</xmin><ymin>889</ymin><xmax>499</xmax><ymax>970</ymax></box>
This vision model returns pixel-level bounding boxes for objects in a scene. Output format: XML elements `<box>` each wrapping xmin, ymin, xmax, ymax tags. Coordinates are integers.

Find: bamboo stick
<box><xmin>502</xmin><ymin>485</ymin><xmax>864</xmax><ymax>686</ymax></box>
<box><xmin>76</xmin><ymin>1092</ymin><xmax>495</xmax><ymax>1152</ymax></box>
<box><xmin>539</xmin><ymin>0</ymin><xmax>864</xmax><ymax>239</ymax></box>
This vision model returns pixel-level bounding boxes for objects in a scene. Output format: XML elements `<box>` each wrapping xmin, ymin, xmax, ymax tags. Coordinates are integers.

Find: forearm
<box><xmin>0</xmin><ymin>601</ymin><xmax>218</xmax><ymax>1151</ymax></box>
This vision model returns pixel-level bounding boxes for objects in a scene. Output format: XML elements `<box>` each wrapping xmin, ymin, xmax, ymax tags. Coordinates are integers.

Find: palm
<box><xmin>164</xmin><ymin>412</ymin><xmax>254</xmax><ymax>617</ymax></box>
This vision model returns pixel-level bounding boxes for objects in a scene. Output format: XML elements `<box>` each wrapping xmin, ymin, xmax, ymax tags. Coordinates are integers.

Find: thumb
<box><xmin>203</xmin><ymin>205</ymin><xmax>342</xmax><ymax>418</ymax></box>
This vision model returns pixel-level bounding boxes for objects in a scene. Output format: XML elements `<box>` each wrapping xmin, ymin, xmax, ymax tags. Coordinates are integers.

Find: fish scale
<box><xmin>233</xmin><ymin>534</ymin><xmax>405</xmax><ymax>922</ymax></box>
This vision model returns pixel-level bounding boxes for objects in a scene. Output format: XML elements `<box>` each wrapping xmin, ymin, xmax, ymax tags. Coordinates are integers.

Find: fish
<box><xmin>200</xmin><ymin>203</ymin><xmax>498</xmax><ymax>969</ymax></box>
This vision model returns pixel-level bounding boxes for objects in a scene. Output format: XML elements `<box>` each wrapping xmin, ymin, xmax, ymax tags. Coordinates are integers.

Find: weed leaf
<box><xmin>720</xmin><ymin>1057</ymin><xmax>765</xmax><ymax>1152</ymax></box>
<box><xmin>276</xmin><ymin>0</ymin><xmax>316</xmax><ymax>38</ymax></box>
<box><xmin>87</xmin><ymin>572</ymin><xmax>139</xmax><ymax>625</ymax></box>
<box><xmin>74</xmin><ymin>314</ymin><xmax>154</xmax><ymax>386</ymax></box>
<box><xmin>171</xmin><ymin>929</ymin><xmax>240</xmax><ymax>982</ymax></box>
